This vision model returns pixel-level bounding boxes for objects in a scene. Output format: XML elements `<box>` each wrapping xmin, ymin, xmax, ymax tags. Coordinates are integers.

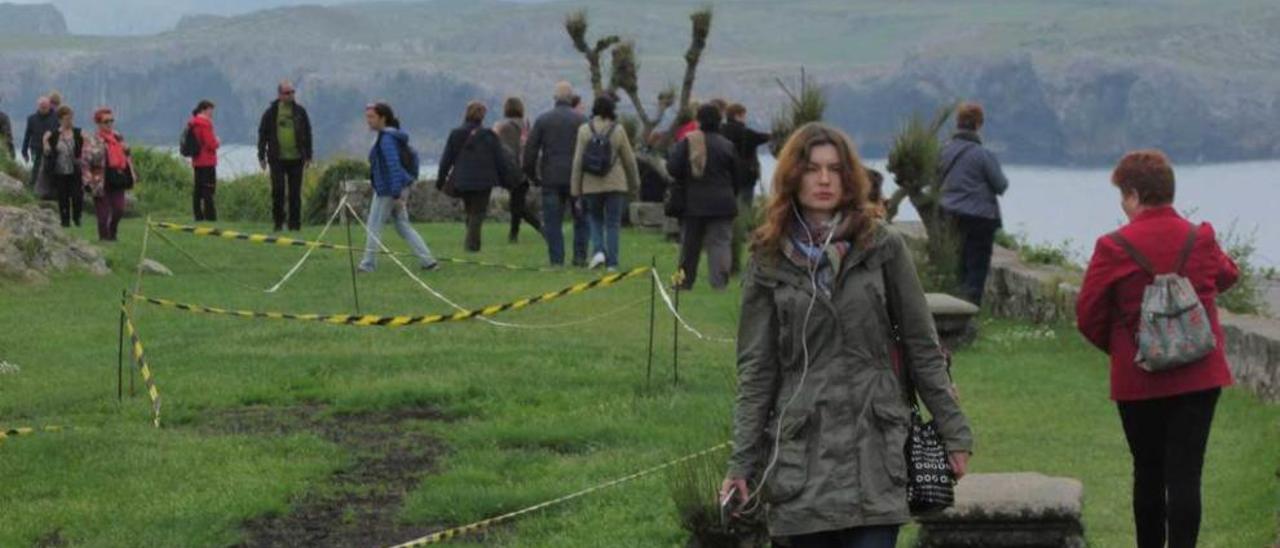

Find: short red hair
<box><xmin>93</xmin><ymin>107</ymin><xmax>113</xmax><ymax>124</ymax></box>
<box><xmin>1112</xmin><ymin>149</ymin><xmax>1175</xmax><ymax>205</ymax></box>
<box><xmin>956</xmin><ymin>102</ymin><xmax>984</xmax><ymax>131</ymax></box>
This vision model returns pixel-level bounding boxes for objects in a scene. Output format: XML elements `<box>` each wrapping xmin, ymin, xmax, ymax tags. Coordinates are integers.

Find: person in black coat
<box><xmin>437</xmin><ymin>100</ymin><xmax>513</xmax><ymax>253</ymax></box>
<box><xmin>257</xmin><ymin>80</ymin><xmax>313</xmax><ymax>232</ymax></box>
<box><xmin>22</xmin><ymin>97</ymin><xmax>57</xmax><ymax>188</ymax></box>
<box><xmin>42</xmin><ymin>105</ymin><xmax>85</xmax><ymax>227</ymax></box>
<box><xmin>667</xmin><ymin>104</ymin><xmax>742</xmax><ymax>290</ymax></box>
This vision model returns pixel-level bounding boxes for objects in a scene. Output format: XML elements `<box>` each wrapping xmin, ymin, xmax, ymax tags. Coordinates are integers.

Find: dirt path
<box><xmin>195</xmin><ymin>405</ymin><xmax>448</xmax><ymax>548</ymax></box>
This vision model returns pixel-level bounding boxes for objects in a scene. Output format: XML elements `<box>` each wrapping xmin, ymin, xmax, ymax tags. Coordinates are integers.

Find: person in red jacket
<box><xmin>1075</xmin><ymin>149</ymin><xmax>1239</xmax><ymax>548</ymax></box>
<box><xmin>188</xmin><ymin>100</ymin><xmax>220</xmax><ymax>221</ymax></box>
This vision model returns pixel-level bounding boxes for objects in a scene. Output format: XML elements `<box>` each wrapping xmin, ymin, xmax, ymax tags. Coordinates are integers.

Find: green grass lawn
<box><xmin>0</xmin><ymin>218</ymin><xmax>1276</xmax><ymax>547</ymax></box>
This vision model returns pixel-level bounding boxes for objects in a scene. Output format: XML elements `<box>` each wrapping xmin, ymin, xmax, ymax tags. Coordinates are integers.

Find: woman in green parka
<box><xmin>720</xmin><ymin>123</ymin><xmax>974</xmax><ymax>547</ymax></box>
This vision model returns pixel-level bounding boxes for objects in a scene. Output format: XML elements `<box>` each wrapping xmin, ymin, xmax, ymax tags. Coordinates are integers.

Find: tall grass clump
<box><xmin>668</xmin><ymin>452</ymin><xmax>766</xmax><ymax>547</ymax></box>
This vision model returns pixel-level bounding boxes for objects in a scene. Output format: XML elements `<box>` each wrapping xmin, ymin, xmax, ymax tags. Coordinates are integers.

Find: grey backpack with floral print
<box><xmin>1109</xmin><ymin>226</ymin><xmax>1216</xmax><ymax>372</ymax></box>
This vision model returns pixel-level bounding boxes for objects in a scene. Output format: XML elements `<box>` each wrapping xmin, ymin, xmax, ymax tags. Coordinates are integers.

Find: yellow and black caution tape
<box><xmin>387</xmin><ymin>442</ymin><xmax>731</xmax><ymax>547</ymax></box>
<box><xmin>149</xmin><ymin>221</ymin><xmax>558</xmax><ymax>272</ymax></box>
<box><xmin>132</xmin><ymin>267</ymin><xmax>652</xmax><ymax>327</ymax></box>
<box><xmin>123</xmin><ymin>306</ymin><xmax>162</xmax><ymax>428</ymax></box>
<box><xmin>0</xmin><ymin>425</ymin><xmax>69</xmax><ymax>442</ymax></box>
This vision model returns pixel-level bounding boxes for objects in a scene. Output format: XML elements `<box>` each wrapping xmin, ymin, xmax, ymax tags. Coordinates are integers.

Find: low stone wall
<box><xmin>333</xmin><ymin>179</ymin><xmax>536</xmax><ymax>223</ymax></box>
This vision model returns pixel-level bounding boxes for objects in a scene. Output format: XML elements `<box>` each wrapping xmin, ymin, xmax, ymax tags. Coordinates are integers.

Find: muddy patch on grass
<box><xmin>196</xmin><ymin>405</ymin><xmax>449</xmax><ymax>548</ymax></box>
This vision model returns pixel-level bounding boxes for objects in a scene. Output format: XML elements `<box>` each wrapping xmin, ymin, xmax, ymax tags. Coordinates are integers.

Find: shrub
<box><xmin>997</xmin><ymin>230</ymin><xmax>1079</xmax><ymax>269</ymax></box>
<box><xmin>216</xmin><ymin>173</ymin><xmax>273</xmax><ymax>223</ymax></box>
<box><xmin>305</xmin><ymin>158</ymin><xmax>370</xmax><ymax>224</ymax></box>
<box><xmin>131</xmin><ymin>147</ymin><xmax>191</xmax><ymax>217</ymax></box>
<box><xmin>1217</xmin><ymin>223</ymin><xmax>1270</xmax><ymax>316</ymax></box>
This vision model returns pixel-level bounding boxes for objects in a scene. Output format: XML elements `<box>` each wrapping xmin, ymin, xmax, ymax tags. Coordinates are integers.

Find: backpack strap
<box><xmin>1174</xmin><ymin>224</ymin><xmax>1201</xmax><ymax>275</ymax></box>
<box><xmin>1107</xmin><ymin>232</ymin><xmax>1155</xmax><ymax>276</ymax></box>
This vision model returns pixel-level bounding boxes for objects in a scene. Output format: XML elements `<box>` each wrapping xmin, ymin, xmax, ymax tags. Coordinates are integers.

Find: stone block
<box><xmin>630</xmin><ymin>202</ymin><xmax>667</xmax><ymax>229</ymax></box>
<box><xmin>140</xmin><ymin>258</ymin><xmax>173</xmax><ymax>276</ymax></box>
<box><xmin>927</xmin><ymin>293</ymin><xmax>981</xmax><ymax>350</ymax></box>
<box><xmin>918</xmin><ymin>472</ymin><xmax>1085</xmax><ymax>548</ymax></box>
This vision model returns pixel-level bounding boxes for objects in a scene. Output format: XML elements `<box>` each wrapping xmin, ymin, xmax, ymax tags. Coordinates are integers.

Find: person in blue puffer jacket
<box><xmin>359</xmin><ymin>102</ymin><xmax>438</xmax><ymax>272</ymax></box>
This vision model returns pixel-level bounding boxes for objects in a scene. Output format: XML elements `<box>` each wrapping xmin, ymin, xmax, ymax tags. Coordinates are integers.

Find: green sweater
<box><xmin>276</xmin><ymin>102</ymin><xmax>300</xmax><ymax>161</ymax></box>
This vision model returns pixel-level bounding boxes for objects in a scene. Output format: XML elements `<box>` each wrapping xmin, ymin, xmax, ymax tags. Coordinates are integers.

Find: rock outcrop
<box><xmin>0</xmin><ymin>3</ymin><xmax>68</xmax><ymax>36</ymax></box>
<box><xmin>0</xmin><ymin>205</ymin><xmax>109</xmax><ymax>282</ymax></box>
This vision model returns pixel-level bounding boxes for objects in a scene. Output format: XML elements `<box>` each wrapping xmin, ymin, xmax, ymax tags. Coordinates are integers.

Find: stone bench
<box><xmin>927</xmin><ymin>293</ymin><xmax>980</xmax><ymax>350</ymax></box>
<box><xmin>917</xmin><ymin>472</ymin><xmax>1085</xmax><ymax>548</ymax></box>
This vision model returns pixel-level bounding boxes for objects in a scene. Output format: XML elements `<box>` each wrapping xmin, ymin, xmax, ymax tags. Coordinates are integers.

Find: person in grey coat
<box><xmin>524</xmin><ymin>81</ymin><xmax>588</xmax><ymax>267</ymax></box>
<box><xmin>939</xmin><ymin>102</ymin><xmax>1009</xmax><ymax>306</ymax></box>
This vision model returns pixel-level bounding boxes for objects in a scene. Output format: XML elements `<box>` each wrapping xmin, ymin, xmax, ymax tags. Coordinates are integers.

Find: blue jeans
<box><xmin>584</xmin><ymin>191</ymin><xmax>625</xmax><ymax>268</ymax></box>
<box><xmin>360</xmin><ymin>195</ymin><xmax>435</xmax><ymax>270</ymax></box>
<box><xmin>541</xmin><ymin>188</ymin><xmax>588</xmax><ymax>266</ymax></box>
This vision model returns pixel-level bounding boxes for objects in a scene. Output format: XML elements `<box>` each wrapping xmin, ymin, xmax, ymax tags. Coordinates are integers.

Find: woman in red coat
<box><xmin>1075</xmin><ymin>149</ymin><xmax>1239</xmax><ymax>548</ymax></box>
<box><xmin>188</xmin><ymin>100</ymin><xmax>219</xmax><ymax>221</ymax></box>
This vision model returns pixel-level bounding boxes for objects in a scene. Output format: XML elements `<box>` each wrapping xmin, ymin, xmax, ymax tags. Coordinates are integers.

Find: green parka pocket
<box><xmin>860</xmin><ymin>402</ymin><xmax>910</xmax><ymax>516</ymax></box>
<box><xmin>762</xmin><ymin>413</ymin><xmax>810</xmax><ymax>503</ymax></box>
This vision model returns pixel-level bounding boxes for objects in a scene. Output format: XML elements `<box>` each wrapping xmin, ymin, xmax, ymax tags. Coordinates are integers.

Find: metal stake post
<box><xmin>343</xmin><ymin>205</ymin><xmax>362</xmax><ymax>315</ymax></box>
<box><xmin>646</xmin><ymin>257</ymin><xmax>656</xmax><ymax>392</ymax></box>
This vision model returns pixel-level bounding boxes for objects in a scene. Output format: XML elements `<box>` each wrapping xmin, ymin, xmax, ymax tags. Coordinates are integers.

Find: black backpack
<box><xmin>581</xmin><ymin>122</ymin><xmax>617</xmax><ymax>177</ymax></box>
<box><xmin>179</xmin><ymin>123</ymin><xmax>200</xmax><ymax>158</ymax></box>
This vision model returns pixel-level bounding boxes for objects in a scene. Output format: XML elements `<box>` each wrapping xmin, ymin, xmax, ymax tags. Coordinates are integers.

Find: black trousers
<box><xmin>1117</xmin><ymin>388</ymin><xmax>1220</xmax><ymax>548</ymax></box>
<box><xmin>782</xmin><ymin>525</ymin><xmax>900</xmax><ymax>548</ymax></box>
<box><xmin>193</xmin><ymin>167</ymin><xmax>217</xmax><ymax>222</ymax></box>
<box><xmin>508</xmin><ymin>183</ymin><xmax>542</xmax><ymax>241</ymax></box>
<box><xmin>678</xmin><ymin>216</ymin><xmax>734</xmax><ymax>290</ymax></box>
<box><xmin>951</xmin><ymin>212</ymin><xmax>1000</xmax><ymax>305</ymax></box>
<box><xmin>54</xmin><ymin>172</ymin><xmax>83</xmax><ymax>227</ymax></box>
<box><xmin>462</xmin><ymin>189</ymin><xmax>492</xmax><ymax>252</ymax></box>
<box><xmin>270</xmin><ymin>159</ymin><xmax>305</xmax><ymax>230</ymax></box>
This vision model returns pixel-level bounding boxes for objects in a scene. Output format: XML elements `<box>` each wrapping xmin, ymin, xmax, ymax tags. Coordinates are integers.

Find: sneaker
<box><xmin>606</xmin><ymin>266</ymin><xmax>618</xmax><ymax>273</ymax></box>
<box><xmin>421</xmin><ymin>262</ymin><xmax>439</xmax><ymax>272</ymax></box>
<box><xmin>357</xmin><ymin>264</ymin><xmax>375</xmax><ymax>273</ymax></box>
<box><xmin>588</xmin><ymin>252</ymin><xmax>606</xmax><ymax>269</ymax></box>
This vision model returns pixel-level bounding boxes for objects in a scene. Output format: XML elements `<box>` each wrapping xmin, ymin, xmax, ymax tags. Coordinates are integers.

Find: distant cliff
<box><xmin>0</xmin><ymin>3</ymin><xmax>68</xmax><ymax>36</ymax></box>
<box><xmin>827</xmin><ymin>55</ymin><xmax>1280</xmax><ymax>165</ymax></box>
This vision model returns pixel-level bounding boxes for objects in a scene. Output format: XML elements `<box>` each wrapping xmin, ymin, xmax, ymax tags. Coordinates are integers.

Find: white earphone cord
<box><xmin>739</xmin><ymin>207</ymin><xmax>836</xmax><ymax>514</ymax></box>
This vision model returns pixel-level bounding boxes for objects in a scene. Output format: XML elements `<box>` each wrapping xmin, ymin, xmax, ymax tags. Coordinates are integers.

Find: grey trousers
<box><xmin>678</xmin><ymin>216</ymin><xmax>734</xmax><ymax>289</ymax></box>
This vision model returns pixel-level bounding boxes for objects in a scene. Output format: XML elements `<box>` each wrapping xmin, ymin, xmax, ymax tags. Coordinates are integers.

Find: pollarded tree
<box><xmin>886</xmin><ymin>102</ymin><xmax>963</xmax><ymax>292</ymax></box>
<box><xmin>564</xmin><ymin>8</ymin><xmax>713</xmax><ymax>145</ymax></box>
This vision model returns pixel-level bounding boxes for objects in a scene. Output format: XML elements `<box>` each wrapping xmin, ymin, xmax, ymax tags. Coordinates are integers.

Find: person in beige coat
<box><xmin>570</xmin><ymin>95</ymin><xmax>639</xmax><ymax>270</ymax></box>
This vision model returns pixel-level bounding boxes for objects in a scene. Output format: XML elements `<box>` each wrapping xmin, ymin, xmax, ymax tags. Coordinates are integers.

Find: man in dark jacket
<box><xmin>720</xmin><ymin>103</ymin><xmax>771</xmax><ymax>274</ymax></box>
<box><xmin>667</xmin><ymin>104</ymin><xmax>741</xmax><ymax>290</ymax></box>
<box><xmin>0</xmin><ymin>99</ymin><xmax>13</xmax><ymax>161</ymax></box>
<box><xmin>939</xmin><ymin>102</ymin><xmax>1009</xmax><ymax>305</ymax></box>
<box><xmin>721</xmin><ymin>103</ymin><xmax>771</xmax><ymax>202</ymax></box>
<box><xmin>21</xmin><ymin>97</ymin><xmax>57</xmax><ymax>187</ymax></box>
<box><xmin>524</xmin><ymin>81</ymin><xmax>588</xmax><ymax>267</ymax></box>
<box><xmin>257</xmin><ymin>80</ymin><xmax>313</xmax><ymax>232</ymax></box>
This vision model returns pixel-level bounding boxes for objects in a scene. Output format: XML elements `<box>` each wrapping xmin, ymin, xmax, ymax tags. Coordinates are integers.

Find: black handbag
<box><xmin>901</xmin><ymin>367</ymin><xmax>955</xmax><ymax>514</ymax></box>
<box><xmin>883</xmin><ymin>269</ymin><xmax>956</xmax><ymax>515</ymax></box>
<box><xmin>105</xmin><ymin>166</ymin><xmax>135</xmax><ymax>191</ymax></box>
